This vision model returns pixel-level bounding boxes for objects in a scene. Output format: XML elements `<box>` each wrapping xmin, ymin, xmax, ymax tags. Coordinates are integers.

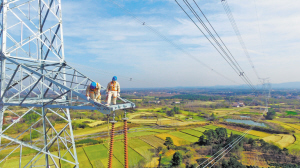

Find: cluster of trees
<box><xmin>166</xmin><ymin>107</ymin><xmax>181</xmax><ymax>117</ymax></box>
<box><xmin>198</xmin><ymin>128</ymin><xmax>227</xmax><ymax>145</ymax></box>
<box><xmin>22</xmin><ymin>130</ymin><xmax>39</xmax><ymax>141</ymax></box>
<box><xmin>75</xmin><ymin>138</ymin><xmax>103</xmax><ymax>147</ymax></box>
<box><xmin>265</xmin><ymin>108</ymin><xmax>276</xmax><ymax>120</ymax></box>
<box><xmin>71</xmin><ymin>122</ymin><xmax>89</xmax><ymax>130</ymax></box>
<box><xmin>23</xmin><ymin>112</ymin><xmax>40</xmax><ymax>124</ymax></box>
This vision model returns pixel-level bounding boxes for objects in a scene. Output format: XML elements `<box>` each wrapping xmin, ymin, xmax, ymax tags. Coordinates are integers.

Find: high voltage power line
<box><xmin>107</xmin><ymin>0</ymin><xmax>240</xmax><ymax>85</ymax></box>
<box><xmin>221</xmin><ymin>0</ymin><xmax>261</xmax><ymax>81</ymax></box>
<box><xmin>175</xmin><ymin>0</ymin><xmax>257</xmax><ymax>91</ymax></box>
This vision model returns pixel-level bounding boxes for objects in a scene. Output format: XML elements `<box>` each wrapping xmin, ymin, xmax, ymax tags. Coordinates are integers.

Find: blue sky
<box><xmin>61</xmin><ymin>0</ymin><xmax>300</xmax><ymax>88</ymax></box>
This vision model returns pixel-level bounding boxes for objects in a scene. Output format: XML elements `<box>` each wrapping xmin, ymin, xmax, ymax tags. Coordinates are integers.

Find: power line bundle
<box><xmin>175</xmin><ymin>0</ymin><xmax>257</xmax><ymax>91</ymax></box>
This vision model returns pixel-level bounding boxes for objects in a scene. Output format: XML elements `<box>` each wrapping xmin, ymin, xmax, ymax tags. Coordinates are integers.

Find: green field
<box><xmin>77</xmin><ymin>148</ymin><xmax>92</xmax><ymax>168</ymax></box>
<box><xmin>128</xmin><ymin>138</ymin><xmax>154</xmax><ymax>159</ymax></box>
<box><xmin>193</xmin><ymin>127</ymin><xmax>209</xmax><ymax>132</ymax></box>
<box><xmin>61</xmin><ymin>150</ymin><xmax>78</xmax><ymax>168</ymax></box>
<box><xmin>203</xmin><ymin>125</ymin><xmax>220</xmax><ymax>130</ymax></box>
<box><xmin>84</xmin><ymin>144</ymin><xmax>122</xmax><ymax>168</ymax></box>
<box><xmin>287</xmin><ymin>134</ymin><xmax>300</xmax><ymax>153</ymax></box>
<box><xmin>286</xmin><ymin>111</ymin><xmax>298</xmax><ymax>115</ymax></box>
<box><xmin>139</xmin><ymin>135</ymin><xmax>165</xmax><ymax>148</ymax></box>
<box><xmin>149</xmin><ymin>129</ymin><xmax>170</xmax><ymax>133</ymax></box>
<box><xmin>181</xmin><ymin>129</ymin><xmax>203</xmax><ymax>137</ymax></box>
<box><xmin>104</xmin><ymin>141</ymin><xmax>144</xmax><ymax>167</ymax></box>
<box><xmin>169</xmin><ymin>131</ymin><xmax>199</xmax><ymax>142</ymax></box>
<box><xmin>114</xmin><ymin>131</ymin><xmax>157</xmax><ymax>140</ymax></box>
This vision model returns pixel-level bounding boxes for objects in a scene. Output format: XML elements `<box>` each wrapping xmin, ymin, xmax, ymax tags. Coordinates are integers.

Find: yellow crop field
<box><xmin>241</xmin><ymin>151</ymin><xmax>269</xmax><ymax>167</ymax></box>
<box><xmin>263</xmin><ymin>134</ymin><xmax>282</xmax><ymax>142</ymax></box>
<box><xmin>217</xmin><ymin>124</ymin><xmax>271</xmax><ymax>138</ymax></box>
<box><xmin>165</xmin><ymin>149</ymin><xmax>176</xmax><ymax>156</ymax></box>
<box><xmin>263</xmin><ymin>134</ymin><xmax>295</xmax><ymax>148</ymax></box>
<box><xmin>155</xmin><ymin>133</ymin><xmax>188</xmax><ymax>146</ymax></box>
<box><xmin>247</xmin><ymin>130</ymin><xmax>271</xmax><ymax>138</ymax></box>
<box><xmin>286</xmin><ymin>124</ymin><xmax>300</xmax><ymax>131</ymax></box>
<box><xmin>130</xmin><ymin>119</ymin><xmax>158</xmax><ymax>124</ymax></box>
<box><xmin>128</xmin><ymin>112</ymin><xmax>153</xmax><ymax>119</ymax></box>
<box><xmin>145</xmin><ymin>157</ymin><xmax>159</xmax><ymax>168</ymax></box>
<box><xmin>268</xmin><ymin>120</ymin><xmax>300</xmax><ymax>132</ymax></box>
<box><xmin>88</xmin><ymin>121</ymin><xmax>106</xmax><ymax>127</ymax></box>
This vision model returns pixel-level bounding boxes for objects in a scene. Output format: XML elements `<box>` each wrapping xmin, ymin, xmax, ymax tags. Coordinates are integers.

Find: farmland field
<box><xmin>286</xmin><ymin>111</ymin><xmax>298</xmax><ymax>115</ymax></box>
<box><xmin>145</xmin><ymin>157</ymin><xmax>159</xmax><ymax>167</ymax></box>
<box><xmin>155</xmin><ymin>133</ymin><xmax>189</xmax><ymax>146</ymax></box>
<box><xmin>287</xmin><ymin>134</ymin><xmax>300</xmax><ymax>154</ymax></box>
<box><xmin>217</xmin><ymin>124</ymin><xmax>269</xmax><ymax>138</ymax></box>
<box><xmin>84</xmin><ymin>144</ymin><xmax>123</xmax><ymax>168</ymax></box>
<box><xmin>169</xmin><ymin>131</ymin><xmax>199</xmax><ymax>142</ymax></box>
<box><xmin>181</xmin><ymin>129</ymin><xmax>203</xmax><ymax>137</ymax></box>
<box><xmin>88</xmin><ymin>121</ymin><xmax>106</xmax><ymax>127</ymax></box>
<box><xmin>128</xmin><ymin>138</ymin><xmax>154</xmax><ymax>159</ymax></box>
<box><xmin>241</xmin><ymin>151</ymin><xmax>269</xmax><ymax>167</ymax></box>
<box><xmin>139</xmin><ymin>135</ymin><xmax>165</xmax><ymax>148</ymax></box>
<box><xmin>193</xmin><ymin>127</ymin><xmax>209</xmax><ymax>132</ymax></box>
<box><xmin>104</xmin><ymin>141</ymin><xmax>144</xmax><ymax>167</ymax></box>
<box><xmin>114</xmin><ymin>131</ymin><xmax>156</xmax><ymax>140</ymax></box>
<box><xmin>204</xmin><ymin>125</ymin><xmax>220</xmax><ymax>130</ymax></box>
<box><xmin>263</xmin><ymin>134</ymin><xmax>295</xmax><ymax>148</ymax></box>
<box><xmin>77</xmin><ymin>148</ymin><xmax>92</xmax><ymax>168</ymax></box>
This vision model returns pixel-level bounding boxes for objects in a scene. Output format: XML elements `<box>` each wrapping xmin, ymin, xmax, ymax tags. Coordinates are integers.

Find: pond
<box><xmin>225</xmin><ymin>119</ymin><xmax>267</xmax><ymax>127</ymax></box>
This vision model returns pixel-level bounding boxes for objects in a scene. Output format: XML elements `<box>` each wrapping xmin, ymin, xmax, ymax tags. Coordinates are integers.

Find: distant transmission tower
<box><xmin>0</xmin><ymin>0</ymin><xmax>135</xmax><ymax>167</ymax></box>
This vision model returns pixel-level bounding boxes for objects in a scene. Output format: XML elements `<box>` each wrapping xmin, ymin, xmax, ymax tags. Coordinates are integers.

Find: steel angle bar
<box><xmin>1</xmin><ymin>65</ymin><xmax>20</xmax><ymax>98</ymax></box>
<box><xmin>6</xmin><ymin>33</ymin><xmax>33</xmax><ymax>57</ymax></box>
<box><xmin>5</xmin><ymin>19</ymin><xmax>60</xmax><ymax>61</ymax></box>
<box><xmin>19</xmin><ymin>76</ymin><xmax>42</xmax><ymax>105</ymax></box>
<box><xmin>8</xmin><ymin>0</ymin><xmax>35</xmax><ymax>11</ymax></box>
<box><xmin>0</xmin><ymin>107</ymin><xmax>34</xmax><ymax>134</ymax></box>
<box><xmin>46</xmin><ymin>108</ymin><xmax>68</xmax><ymax>122</ymax></box>
<box><xmin>41</xmin><ymin>0</ymin><xmax>54</xmax><ymax>29</ymax></box>
<box><xmin>43</xmin><ymin>90</ymin><xmax>69</xmax><ymax>106</ymax></box>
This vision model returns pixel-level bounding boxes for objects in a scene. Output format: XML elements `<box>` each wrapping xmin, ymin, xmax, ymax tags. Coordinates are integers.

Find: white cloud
<box><xmin>61</xmin><ymin>0</ymin><xmax>300</xmax><ymax>88</ymax></box>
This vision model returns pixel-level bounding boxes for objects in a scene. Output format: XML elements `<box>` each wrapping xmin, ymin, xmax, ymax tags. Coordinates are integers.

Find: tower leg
<box><xmin>108</xmin><ymin>120</ymin><xmax>117</xmax><ymax>168</ymax></box>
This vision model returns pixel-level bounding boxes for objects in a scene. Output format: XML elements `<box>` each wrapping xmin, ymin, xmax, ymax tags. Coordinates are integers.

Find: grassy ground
<box><xmin>84</xmin><ymin>144</ymin><xmax>123</xmax><ymax>168</ymax></box>
<box><xmin>114</xmin><ymin>131</ymin><xmax>156</xmax><ymax>140</ymax></box>
<box><xmin>128</xmin><ymin>138</ymin><xmax>154</xmax><ymax>159</ymax></box>
<box><xmin>287</xmin><ymin>134</ymin><xmax>300</xmax><ymax>154</ymax></box>
<box><xmin>180</xmin><ymin>129</ymin><xmax>203</xmax><ymax>137</ymax></box>
<box><xmin>263</xmin><ymin>134</ymin><xmax>295</xmax><ymax>148</ymax></box>
<box><xmin>76</xmin><ymin>148</ymin><xmax>92</xmax><ymax>168</ymax></box>
<box><xmin>139</xmin><ymin>135</ymin><xmax>165</xmax><ymax>148</ymax></box>
<box><xmin>192</xmin><ymin>127</ymin><xmax>209</xmax><ymax>132</ymax></box>
<box><xmin>155</xmin><ymin>133</ymin><xmax>189</xmax><ymax>146</ymax></box>
<box><xmin>104</xmin><ymin>141</ymin><xmax>144</xmax><ymax>167</ymax></box>
<box><xmin>169</xmin><ymin>131</ymin><xmax>199</xmax><ymax>143</ymax></box>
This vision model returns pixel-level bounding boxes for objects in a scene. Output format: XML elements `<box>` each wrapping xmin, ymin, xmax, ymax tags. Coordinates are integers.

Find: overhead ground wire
<box><xmin>221</xmin><ymin>0</ymin><xmax>261</xmax><ymax>81</ymax></box>
<box><xmin>175</xmin><ymin>0</ymin><xmax>256</xmax><ymax>91</ymax></box>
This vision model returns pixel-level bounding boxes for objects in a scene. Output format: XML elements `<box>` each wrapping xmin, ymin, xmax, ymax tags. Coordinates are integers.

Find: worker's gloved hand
<box><xmin>94</xmin><ymin>99</ymin><xmax>97</xmax><ymax>102</ymax></box>
<box><xmin>87</xmin><ymin>97</ymin><xmax>90</xmax><ymax>100</ymax></box>
<box><xmin>118</xmin><ymin>93</ymin><xmax>120</xmax><ymax>97</ymax></box>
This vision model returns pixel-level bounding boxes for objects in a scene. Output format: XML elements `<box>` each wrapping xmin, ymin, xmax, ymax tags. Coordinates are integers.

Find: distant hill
<box><xmin>270</xmin><ymin>82</ymin><xmax>300</xmax><ymax>89</ymax></box>
<box><xmin>209</xmin><ymin>82</ymin><xmax>300</xmax><ymax>89</ymax></box>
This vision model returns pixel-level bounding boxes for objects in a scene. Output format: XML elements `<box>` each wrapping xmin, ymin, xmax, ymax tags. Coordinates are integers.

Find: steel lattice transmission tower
<box><xmin>0</xmin><ymin>0</ymin><xmax>135</xmax><ymax>167</ymax></box>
